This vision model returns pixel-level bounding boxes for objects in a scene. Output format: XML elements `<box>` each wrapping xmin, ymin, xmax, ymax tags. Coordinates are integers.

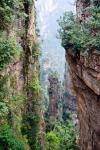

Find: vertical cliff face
<box><xmin>0</xmin><ymin>0</ymin><xmax>44</xmax><ymax>149</ymax></box>
<box><xmin>63</xmin><ymin>63</ymin><xmax>76</xmax><ymax>115</ymax></box>
<box><xmin>66</xmin><ymin>51</ymin><xmax>100</xmax><ymax>150</ymax></box>
<box><xmin>64</xmin><ymin>0</ymin><xmax>100</xmax><ymax>149</ymax></box>
<box><xmin>48</xmin><ymin>74</ymin><xmax>61</xmax><ymax>121</ymax></box>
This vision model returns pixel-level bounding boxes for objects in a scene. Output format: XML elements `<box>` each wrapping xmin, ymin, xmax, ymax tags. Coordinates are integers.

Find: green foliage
<box><xmin>32</xmin><ymin>42</ymin><xmax>41</xmax><ymax>57</ymax></box>
<box><xmin>22</xmin><ymin>111</ymin><xmax>40</xmax><ymax>150</ymax></box>
<box><xmin>0</xmin><ymin>0</ymin><xmax>15</xmax><ymax>30</ymax></box>
<box><xmin>10</xmin><ymin>95</ymin><xmax>25</xmax><ymax>105</ymax></box>
<box><xmin>58</xmin><ymin>12</ymin><xmax>77</xmax><ymax>50</ymax></box>
<box><xmin>0</xmin><ymin>124</ymin><xmax>24</xmax><ymax>150</ymax></box>
<box><xmin>56</xmin><ymin>121</ymin><xmax>78</xmax><ymax>150</ymax></box>
<box><xmin>0</xmin><ymin>0</ymin><xmax>25</xmax><ymax>30</ymax></box>
<box><xmin>8</xmin><ymin>95</ymin><xmax>25</xmax><ymax>117</ymax></box>
<box><xmin>0</xmin><ymin>37</ymin><xmax>21</xmax><ymax>70</ymax></box>
<box><xmin>46</xmin><ymin>131</ymin><xmax>60</xmax><ymax>150</ymax></box>
<box><xmin>46</xmin><ymin>117</ymin><xmax>79</xmax><ymax>150</ymax></box>
<box><xmin>0</xmin><ymin>102</ymin><xmax>9</xmax><ymax>118</ymax></box>
<box><xmin>29</xmin><ymin>78</ymin><xmax>42</xmax><ymax>94</ymax></box>
<box><xmin>58</xmin><ymin>6</ymin><xmax>100</xmax><ymax>52</ymax></box>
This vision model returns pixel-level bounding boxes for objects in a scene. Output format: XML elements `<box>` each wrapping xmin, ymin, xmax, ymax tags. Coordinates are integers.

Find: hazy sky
<box><xmin>36</xmin><ymin>0</ymin><xmax>75</xmax><ymax>79</ymax></box>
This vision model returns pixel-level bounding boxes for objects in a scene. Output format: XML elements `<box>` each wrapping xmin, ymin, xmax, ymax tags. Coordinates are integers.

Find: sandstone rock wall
<box><xmin>66</xmin><ymin>50</ymin><xmax>100</xmax><ymax>150</ymax></box>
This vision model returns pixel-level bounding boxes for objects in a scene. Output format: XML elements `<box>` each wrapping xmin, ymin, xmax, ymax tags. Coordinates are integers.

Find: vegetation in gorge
<box><xmin>0</xmin><ymin>124</ymin><xmax>24</xmax><ymax>150</ymax></box>
<box><xmin>45</xmin><ymin>115</ymin><xmax>79</xmax><ymax>150</ymax></box>
<box><xmin>58</xmin><ymin>6</ymin><xmax>100</xmax><ymax>52</ymax></box>
<box><xmin>21</xmin><ymin>72</ymin><xmax>42</xmax><ymax>150</ymax></box>
<box><xmin>44</xmin><ymin>72</ymin><xmax>79</xmax><ymax>150</ymax></box>
<box><xmin>22</xmin><ymin>111</ymin><xmax>40</xmax><ymax>150</ymax></box>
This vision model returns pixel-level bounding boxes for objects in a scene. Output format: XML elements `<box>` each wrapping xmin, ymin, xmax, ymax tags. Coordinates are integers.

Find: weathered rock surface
<box><xmin>63</xmin><ymin>63</ymin><xmax>77</xmax><ymax>113</ymax></box>
<box><xmin>48</xmin><ymin>75</ymin><xmax>61</xmax><ymax>121</ymax></box>
<box><xmin>66</xmin><ymin>50</ymin><xmax>100</xmax><ymax>150</ymax></box>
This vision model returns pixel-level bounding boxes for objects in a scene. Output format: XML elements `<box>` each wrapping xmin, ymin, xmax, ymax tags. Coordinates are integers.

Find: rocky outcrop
<box><xmin>48</xmin><ymin>74</ymin><xmax>61</xmax><ymax>121</ymax></box>
<box><xmin>66</xmin><ymin>50</ymin><xmax>100</xmax><ymax>150</ymax></box>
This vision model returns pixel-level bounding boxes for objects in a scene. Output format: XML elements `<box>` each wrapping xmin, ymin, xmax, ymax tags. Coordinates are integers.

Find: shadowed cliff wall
<box><xmin>66</xmin><ymin>50</ymin><xmax>100</xmax><ymax>150</ymax></box>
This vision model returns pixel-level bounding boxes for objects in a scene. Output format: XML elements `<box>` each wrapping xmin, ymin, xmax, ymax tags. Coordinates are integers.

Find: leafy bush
<box><xmin>0</xmin><ymin>124</ymin><xmax>24</xmax><ymax>150</ymax></box>
<box><xmin>57</xmin><ymin>121</ymin><xmax>78</xmax><ymax>150</ymax></box>
<box><xmin>0</xmin><ymin>102</ymin><xmax>9</xmax><ymax>118</ymax></box>
<box><xmin>0</xmin><ymin>0</ymin><xmax>25</xmax><ymax>30</ymax></box>
<box><xmin>29</xmin><ymin>78</ymin><xmax>42</xmax><ymax>94</ymax></box>
<box><xmin>0</xmin><ymin>38</ymin><xmax>21</xmax><ymax>70</ymax></box>
<box><xmin>46</xmin><ymin>131</ymin><xmax>60</xmax><ymax>150</ymax></box>
<box><xmin>58</xmin><ymin>6</ymin><xmax>100</xmax><ymax>52</ymax></box>
<box><xmin>0</xmin><ymin>0</ymin><xmax>15</xmax><ymax>30</ymax></box>
<box><xmin>46</xmin><ymin>118</ymin><xmax>79</xmax><ymax>150</ymax></box>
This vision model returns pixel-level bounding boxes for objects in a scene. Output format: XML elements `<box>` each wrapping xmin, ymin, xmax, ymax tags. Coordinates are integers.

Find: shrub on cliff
<box><xmin>58</xmin><ymin>6</ymin><xmax>100</xmax><ymax>52</ymax></box>
<box><xmin>0</xmin><ymin>124</ymin><xmax>24</xmax><ymax>150</ymax></box>
<box><xmin>46</xmin><ymin>131</ymin><xmax>60</xmax><ymax>150</ymax></box>
<box><xmin>0</xmin><ymin>0</ymin><xmax>25</xmax><ymax>30</ymax></box>
<box><xmin>0</xmin><ymin>37</ymin><xmax>21</xmax><ymax>70</ymax></box>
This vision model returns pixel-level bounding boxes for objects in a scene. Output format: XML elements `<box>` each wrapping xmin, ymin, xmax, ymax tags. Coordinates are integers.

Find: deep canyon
<box><xmin>0</xmin><ymin>0</ymin><xmax>100</xmax><ymax>150</ymax></box>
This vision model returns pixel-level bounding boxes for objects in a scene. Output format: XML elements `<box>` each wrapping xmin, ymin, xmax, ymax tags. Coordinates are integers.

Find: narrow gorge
<box><xmin>0</xmin><ymin>0</ymin><xmax>100</xmax><ymax>150</ymax></box>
